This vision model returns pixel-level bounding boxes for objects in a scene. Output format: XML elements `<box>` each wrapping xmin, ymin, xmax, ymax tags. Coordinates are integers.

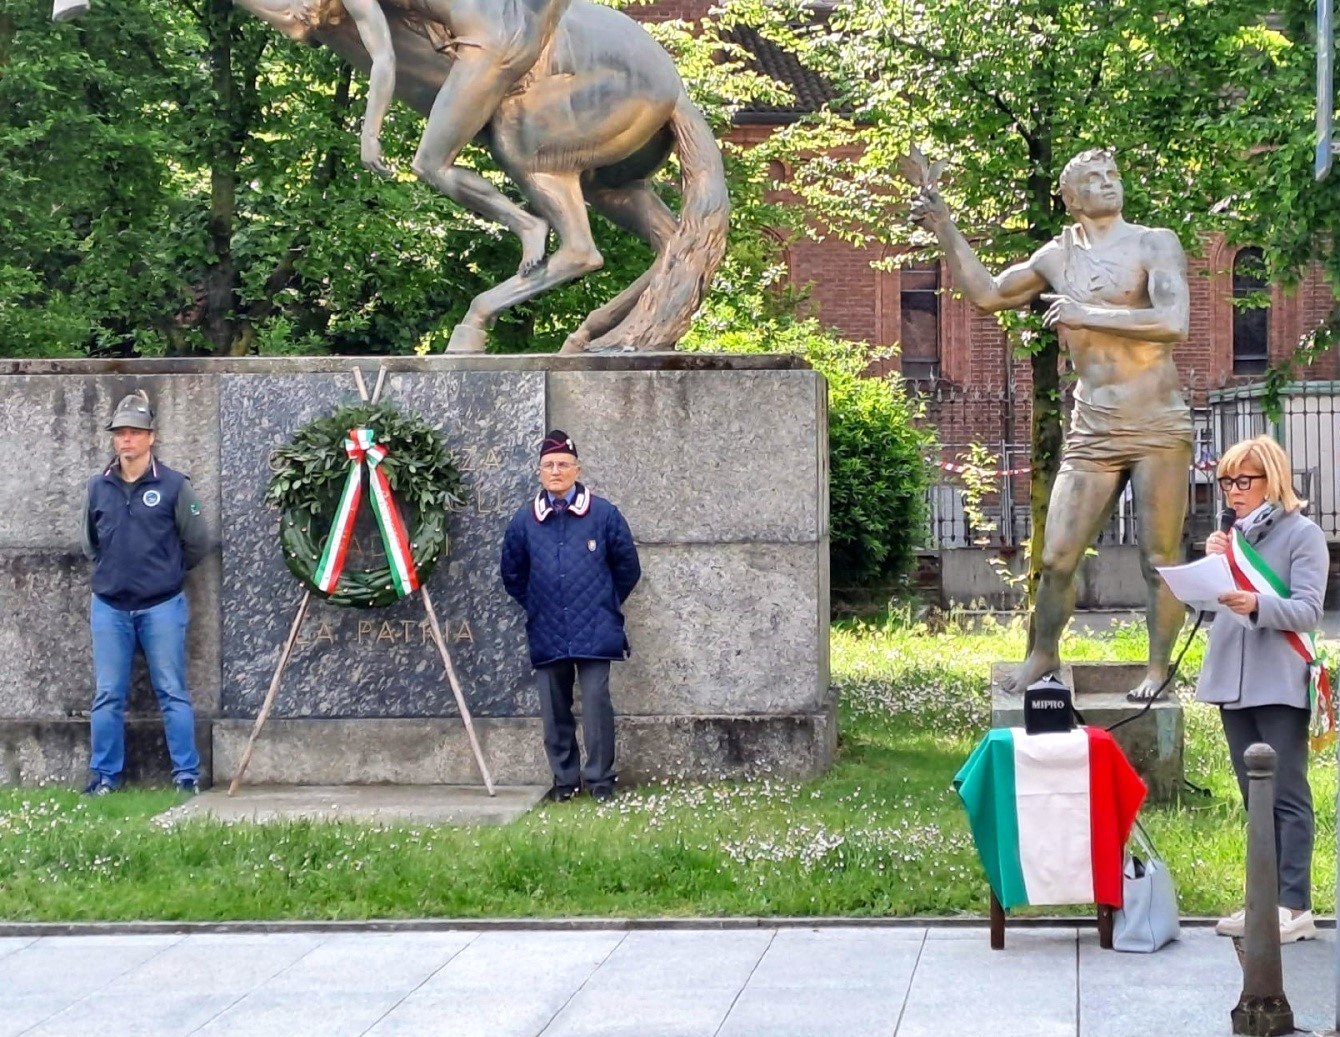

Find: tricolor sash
<box><xmin>1226</xmin><ymin>528</ymin><xmax>1335</xmax><ymax>750</ymax></box>
<box><xmin>312</xmin><ymin>427</ymin><xmax>420</xmax><ymax>599</ymax></box>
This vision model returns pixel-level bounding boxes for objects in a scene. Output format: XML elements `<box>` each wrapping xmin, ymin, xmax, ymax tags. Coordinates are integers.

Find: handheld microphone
<box><xmin>1218</xmin><ymin>508</ymin><xmax>1236</xmax><ymax>534</ymax></box>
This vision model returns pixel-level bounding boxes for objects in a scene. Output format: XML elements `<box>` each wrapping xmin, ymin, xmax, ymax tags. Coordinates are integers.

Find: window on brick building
<box><xmin>900</xmin><ymin>262</ymin><xmax>941</xmax><ymax>380</ymax></box>
<box><xmin>1232</xmin><ymin>247</ymin><xmax>1270</xmax><ymax>375</ymax></box>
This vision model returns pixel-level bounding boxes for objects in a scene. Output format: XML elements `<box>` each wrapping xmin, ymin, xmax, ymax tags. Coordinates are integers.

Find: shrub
<box><xmin>683</xmin><ymin>319</ymin><xmax>934</xmax><ymax>588</ymax></box>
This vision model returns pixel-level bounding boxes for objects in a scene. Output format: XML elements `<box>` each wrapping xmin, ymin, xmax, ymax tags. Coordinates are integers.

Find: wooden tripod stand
<box><xmin>227</xmin><ymin>365</ymin><xmax>496</xmax><ymax>797</ymax></box>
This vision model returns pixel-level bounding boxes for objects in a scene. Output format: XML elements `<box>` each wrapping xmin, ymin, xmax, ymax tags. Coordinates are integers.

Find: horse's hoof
<box><xmin>445</xmin><ymin>324</ymin><xmax>488</xmax><ymax>354</ymax></box>
<box><xmin>560</xmin><ymin>331</ymin><xmax>591</xmax><ymax>354</ymax></box>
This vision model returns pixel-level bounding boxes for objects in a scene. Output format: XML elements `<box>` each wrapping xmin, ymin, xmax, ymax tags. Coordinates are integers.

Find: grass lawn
<box><xmin>0</xmin><ymin>611</ymin><xmax>1333</xmax><ymax>922</ymax></box>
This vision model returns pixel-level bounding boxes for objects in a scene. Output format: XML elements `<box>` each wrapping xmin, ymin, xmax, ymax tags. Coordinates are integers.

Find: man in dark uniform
<box><xmin>81</xmin><ymin>391</ymin><xmax>208</xmax><ymax>795</ymax></box>
<box><xmin>500</xmin><ymin>430</ymin><xmax>641</xmax><ymax>802</ymax></box>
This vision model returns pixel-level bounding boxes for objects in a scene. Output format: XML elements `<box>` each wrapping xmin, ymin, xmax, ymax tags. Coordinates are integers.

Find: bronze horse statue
<box><xmin>54</xmin><ymin>0</ymin><xmax>729</xmax><ymax>353</ymax></box>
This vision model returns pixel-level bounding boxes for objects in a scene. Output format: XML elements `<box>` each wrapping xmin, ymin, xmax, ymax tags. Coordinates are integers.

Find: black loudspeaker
<box><xmin>1024</xmin><ymin>673</ymin><xmax>1077</xmax><ymax>735</ymax></box>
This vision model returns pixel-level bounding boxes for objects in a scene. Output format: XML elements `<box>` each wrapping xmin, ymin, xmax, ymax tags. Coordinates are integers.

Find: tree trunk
<box><xmin>203</xmin><ymin>0</ymin><xmax>242</xmax><ymax>356</ymax></box>
<box><xmin>1027</xmin><ymin>326</ymin><xmax>1063</xmax><ymax>647</ymax></box>
<box><xmin>1023</xmin><ymin>65</ymin><xmax>1061</xmax><ymax>648</ymax></box>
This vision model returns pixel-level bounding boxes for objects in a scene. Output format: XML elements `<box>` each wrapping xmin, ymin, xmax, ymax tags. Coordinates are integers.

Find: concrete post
<box><xmin>1231</xmin><ymin>742</ymin><xmax>1294</xmax><ymax>1037</ymax></box>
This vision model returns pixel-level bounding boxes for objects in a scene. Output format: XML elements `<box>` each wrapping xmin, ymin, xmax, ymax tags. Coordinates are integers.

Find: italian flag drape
<box><xmin>1226</xmin><ymin>528</ymin><xmax>1336</xmax><ymax>751</ymax></box>
<box><xmin>954</xmin><ymin>727</ymin><xmax>1146</xmax><ymax>909</ymax></box>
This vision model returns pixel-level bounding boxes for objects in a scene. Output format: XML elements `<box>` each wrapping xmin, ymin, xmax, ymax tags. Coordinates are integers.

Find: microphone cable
<box><xmin>1106</xmin><ymin>507</ymin><xmax>1235</xmax><ymax>735</ymax></box>
<box><xmin>1104</xmin><ymin>609</ymin><xmax>1204</xmax><ymax>734</ymax></box>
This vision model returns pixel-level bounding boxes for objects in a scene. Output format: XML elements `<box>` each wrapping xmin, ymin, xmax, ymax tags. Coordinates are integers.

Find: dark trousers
<box><xmin>1220</xmin><ymin>704</ymin><xmax>1314</xmax><ymax>910</ymax></box>
<box><xmin>536</xmin><ymin>659</ymin><xmax>615</xmax><ymax>790</ymax></box>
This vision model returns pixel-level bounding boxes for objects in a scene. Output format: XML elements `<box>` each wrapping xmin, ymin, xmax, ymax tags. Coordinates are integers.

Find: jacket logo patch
<box><xmin>142</xmin><ymin>490</ymin><xmax>162</xmax><ymax>507</ymax></box>
<box><xmin>189</xmin><ymin>502</ymin><xmax>201</xmax><ymax>515</ymax></box>
<box><xmin>587</xmin><ymin>539</ymin><xmax>597</xmax><ymax>552</ymax></box>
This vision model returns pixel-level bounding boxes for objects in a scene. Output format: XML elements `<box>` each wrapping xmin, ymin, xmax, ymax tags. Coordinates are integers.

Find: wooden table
<box><xmin>988</xmin><ymin>891</ymin><xmax>1113</xmax><ymax>950</ymax></box>
<box><xmin>954</xmin><ymin>726</ymin><xmax>1146</xmax><ymax>950</ymax></box>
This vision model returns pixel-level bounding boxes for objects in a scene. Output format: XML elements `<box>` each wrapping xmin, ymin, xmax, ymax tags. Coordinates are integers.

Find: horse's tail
<box><xmin>590</xmin><ymin>92</ymin><xmax>729</xmax><ymax>351</ymax></box>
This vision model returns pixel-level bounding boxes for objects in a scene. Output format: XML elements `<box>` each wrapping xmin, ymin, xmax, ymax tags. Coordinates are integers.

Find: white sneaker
<box><xmin>1215</xmin><ymin>909</ymin><xmax>1245</xmax><ymax>937</ymax></box>
<box><xmin>1279</xmin><ymin>908</ymin><xmax>1318</xmax><ymax>944</ymax></box>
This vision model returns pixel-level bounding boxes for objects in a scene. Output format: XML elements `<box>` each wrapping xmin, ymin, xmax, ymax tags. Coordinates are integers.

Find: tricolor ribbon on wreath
<box><xmin>312</xmin><ymin>427</ymin><xmax>420</xmax><ymax>598</ymax></box>
<box><xmin>1226</xmin><ymin>528</ymin><xmax>1336</xmax><ymax>750</ymax></box>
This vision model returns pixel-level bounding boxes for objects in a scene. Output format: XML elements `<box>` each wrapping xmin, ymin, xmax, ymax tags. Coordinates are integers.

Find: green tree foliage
<box><xmin>0</xmin><ymin>0</ymin><xmax>798</xmax><ymax>357</ymax></box>
<box><xmin>718</xmin><ymin>0</ymin><xmax>1283</xmax><ymax>606</ymax></box>
<box><xmin>1189</xmin><ymin>3</ymin><xmax>1340</xmax><ymax>406</ymax></box>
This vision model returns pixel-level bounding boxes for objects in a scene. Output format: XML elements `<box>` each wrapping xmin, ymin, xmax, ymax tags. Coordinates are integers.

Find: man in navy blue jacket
<box><xmin>500</xmin><ymin>430</ymin><xmax>641</xmax><ymax>802</ymax></box>
<box><xmin>81</xmin><ymin>391</ymin><xmax>208</xmax><ymax>795</ymax></box>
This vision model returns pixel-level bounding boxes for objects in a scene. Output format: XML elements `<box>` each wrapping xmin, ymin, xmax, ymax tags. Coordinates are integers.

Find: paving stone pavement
<box><xmin>0</xmin><ymin>925</ymin><xmax>1334</xmax><ymax>1037</ymax></box>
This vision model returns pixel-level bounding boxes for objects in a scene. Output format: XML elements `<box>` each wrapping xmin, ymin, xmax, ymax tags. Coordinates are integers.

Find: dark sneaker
<box><xmin>173</xmin><ymin>778</ymin><xmax>201</xmax><ymax>796</ymax></box>
<box><xmin>546</xmin><ymin>784</ymin><xmax>578</xmax><ymax>803</ymax></box>
<box><xmin>589</xmin><ymin>784</ymin><xmax>615</xmax><ymax>803</ymax></box>
<box><xmin>83</xmin><ymin>777</ymin><xmax>116</xmax><ymax>797</ymax></box>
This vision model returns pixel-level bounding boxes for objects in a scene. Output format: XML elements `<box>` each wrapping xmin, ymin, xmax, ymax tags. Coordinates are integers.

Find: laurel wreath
<box><xmin>265</xmin><ymin>403</ymin><xmax>466</xmax><ymax>609</ymax></box>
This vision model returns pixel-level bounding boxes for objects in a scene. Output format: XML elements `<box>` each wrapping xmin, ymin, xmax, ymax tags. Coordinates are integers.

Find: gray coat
<box><xmin>1195</xmin><ymin>509</ymin><xmax>1329</xmax><ymax>710</ymax></box>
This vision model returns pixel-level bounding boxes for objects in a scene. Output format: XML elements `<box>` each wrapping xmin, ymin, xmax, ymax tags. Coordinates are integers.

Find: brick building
<box><xmin>638</xmin><ymin>1</ymin><xmax>1340</xmax><ymax>546</ymax></box>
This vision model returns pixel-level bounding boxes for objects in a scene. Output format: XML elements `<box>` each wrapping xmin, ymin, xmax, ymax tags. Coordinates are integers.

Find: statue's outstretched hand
<box><xmin>361</xmin><ymin>135</ymin><xmax>392</xmax><ymax>178</ymax></box>
<box><xmin>909</xmin><ymin>188</ymin><xmax>950</xmax><ymax>233</ymax></box>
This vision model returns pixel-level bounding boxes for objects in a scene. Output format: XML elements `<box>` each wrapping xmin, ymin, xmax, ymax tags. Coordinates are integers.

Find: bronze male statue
<box><xmin>55</xmin><ymin>0</ymin><xmax>729</xmax><ymax>354</ymax></box>
<box><xmin>912</xmin><ymin>150</ymin><xmax>1193</xmax><ymax>701</ymax></box>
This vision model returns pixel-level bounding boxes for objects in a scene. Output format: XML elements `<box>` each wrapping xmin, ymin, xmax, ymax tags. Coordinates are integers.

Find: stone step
<box><xmin>157</xmin><ymin>783</ymin><xmax>549</xmax><ymax>826</ymax></box>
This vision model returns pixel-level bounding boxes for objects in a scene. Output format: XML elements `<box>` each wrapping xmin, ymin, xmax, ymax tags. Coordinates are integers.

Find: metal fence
<box><xmin>1208</xmin><ymin>381</ymin><xmax>1340</xmax><ymax>539</ymax></box>
<box><xmin>920</xmin><ymin>400</ymin><xmax>1291</xmax><ymax>550</ymax></box>
<box><xmin>928</xmin><ymin>442</ymin><xmax>1156</xmax><ymax>549</ymax></box>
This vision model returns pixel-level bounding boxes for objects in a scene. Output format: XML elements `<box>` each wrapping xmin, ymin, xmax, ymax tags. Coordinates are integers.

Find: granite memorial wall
<box><xmin>0</xmin><ymin>356</ymin><xmax>833</xmax><ymax>787</ymax></box>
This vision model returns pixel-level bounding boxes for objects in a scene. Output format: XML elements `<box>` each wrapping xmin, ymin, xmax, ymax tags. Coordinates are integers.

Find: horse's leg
<box><xmin>410</xmin><ymin>49</ymin><xmax>549</xmax><ymax>279</ymax></box>
<box><xmin>450</xmin><ymin>171</ymin><xmax>601</xmax><ymax>349</ymax></box>
<box><xmin>561</xmin><ymin>181</ymin><xmax>678</xmax><ymax>353</ymax></box>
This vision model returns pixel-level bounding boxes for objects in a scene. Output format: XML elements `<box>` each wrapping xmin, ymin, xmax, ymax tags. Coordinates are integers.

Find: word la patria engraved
<box><xmin>295</xmin><ymin>616</ymin><xmax>477</xmax><ymax>648</ymax></box>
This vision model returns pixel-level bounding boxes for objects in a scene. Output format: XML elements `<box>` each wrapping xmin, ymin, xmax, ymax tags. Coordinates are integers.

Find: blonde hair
<box><xmin>1217</xmin><ymin>435</ymin><xmax>1305</xmax><ymax>513</ymax></box>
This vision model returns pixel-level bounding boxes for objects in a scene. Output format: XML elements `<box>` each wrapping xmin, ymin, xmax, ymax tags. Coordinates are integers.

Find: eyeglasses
<box><xmin>1217</xmin><ymin>474</ymin><xmax>1266</xmax><ymax>492</ymax></box>
<box><xmin>539</xmin><ymin>462</ymin><xmax>577</xmax><ymax>473</ymax></box>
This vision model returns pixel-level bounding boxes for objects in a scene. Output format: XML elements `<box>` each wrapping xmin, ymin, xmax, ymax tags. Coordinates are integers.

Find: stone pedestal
<box><xmin>990</xmin><ymin>661</ymin><xmax>1184</xmax><ymax>802</ymax></box>
<box><xmin>0</xmin><ymin>355</ymin><xmax>832</xmax><ymax>788</ymax></box>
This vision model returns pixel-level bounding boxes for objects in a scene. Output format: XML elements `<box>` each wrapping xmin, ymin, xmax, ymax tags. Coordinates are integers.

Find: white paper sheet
<box><xmin>1156</xmin><ymin>554</ymin><xmax>1261</xmax><ymax>626</ymax></box>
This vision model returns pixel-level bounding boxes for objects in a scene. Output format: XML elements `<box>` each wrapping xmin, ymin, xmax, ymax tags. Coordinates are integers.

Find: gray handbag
<box><xmin>1113</xmin><ymin>823</ymin><xmax>1181</xmax><ymax>953</ymax></box>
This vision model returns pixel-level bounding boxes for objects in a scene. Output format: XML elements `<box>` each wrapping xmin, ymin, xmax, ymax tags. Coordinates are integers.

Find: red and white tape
<box><xmin>936</xmin><ymin>460</ymin><xmax>1031</xmax><ymax>476</ymax></box>
<box><xmin>937</xmin><ymin>457</ymin><xmax>1222</xmax><ymax>477</ymax></box>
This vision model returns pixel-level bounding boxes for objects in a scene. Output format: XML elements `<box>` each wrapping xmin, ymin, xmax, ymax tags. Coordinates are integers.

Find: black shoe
<box><xmin>546</xmin><ymin>784</ymin><xmax>578</xmax><ymax>803</ymax></box>
<box><xmin>82</xmin><ymin>777</ymin><xmax>116</xmax><ymax>797</ymax></box>
<box><xmin>173</xmin><ymin>778</ymin><xmax>202</xmax><ymax>796</ymax></box>
<box><xmin>589</xmin><ymin>784</ymin><xmax>615</xmax><ymax>803</ymax></box>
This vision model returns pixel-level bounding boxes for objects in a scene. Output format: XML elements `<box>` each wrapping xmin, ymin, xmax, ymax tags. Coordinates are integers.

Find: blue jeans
<box><xmin>89</xmin><ymin>593</ymin><xmax>199</xmax><ymax>784</ymax></box>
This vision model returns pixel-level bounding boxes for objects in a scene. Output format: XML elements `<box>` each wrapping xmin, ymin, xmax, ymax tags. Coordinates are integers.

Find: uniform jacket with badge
<box><xmin>1195</xmin><ymin>508</ymin><xmax>1329</xmax><ymax>710</ymax></box>
<box><xmin>82</xmin><ymin>457</ymin><xmax>208</xmax><ymax>612</ymax></box>
<box><xmin>500</xmin><ymin>483</ymin><xmax>641</xmax><ymax>668</ymax></box>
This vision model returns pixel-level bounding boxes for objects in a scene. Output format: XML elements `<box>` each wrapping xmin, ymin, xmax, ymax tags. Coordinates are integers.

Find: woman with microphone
<box><xmin>1200</xmin><ymin>436</ymin><xmax>1329</xmax><ymax>943</ymax></box>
